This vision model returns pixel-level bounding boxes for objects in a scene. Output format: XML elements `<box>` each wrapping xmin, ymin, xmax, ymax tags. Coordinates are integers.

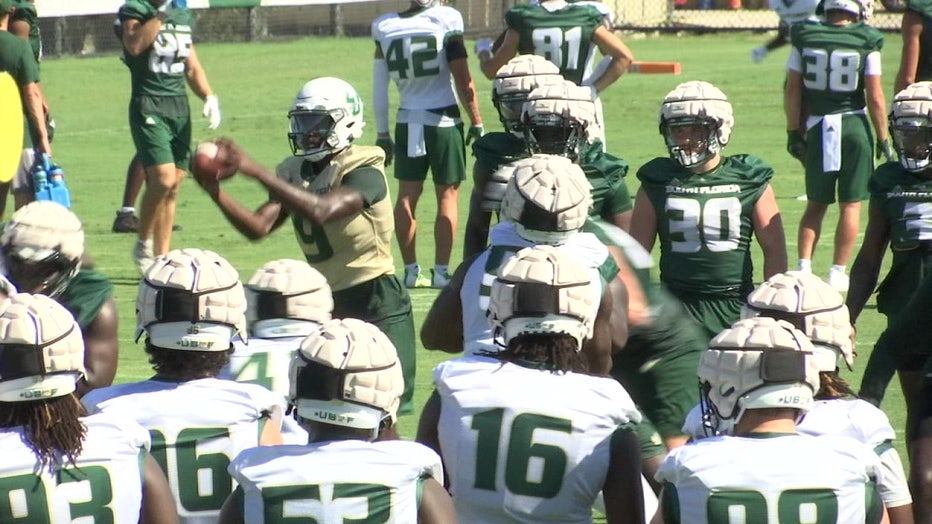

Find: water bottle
<box><xmin>31</xmin><ymin>152</ymin><xmax>48</xmax><ymax>197</ymax></box>
<box><xmin>47</xmin><ymin>162</ymin><xmax>71</xmax><ymax>208</ymax></box>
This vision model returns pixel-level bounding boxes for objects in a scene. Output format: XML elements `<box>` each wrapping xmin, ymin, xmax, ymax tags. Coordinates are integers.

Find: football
<box><xmin>190</xmin><ymin>141</ymin><xmax>231</xmax><ymax>181</ymax></box>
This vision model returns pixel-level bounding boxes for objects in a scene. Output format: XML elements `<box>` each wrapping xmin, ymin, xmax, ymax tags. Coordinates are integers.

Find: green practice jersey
<box><xmin>119</xmin><ymin>1</ymin><xmax>195</xmax><ymax>98</ymax></box>
<box><xmin>58</xmin><ymin>269</ymin><xmax>114</xmax><ymax>328</ymax></box>
<box><xmin>907</xmin><ymin>0</ymin><xmax>932</xmax><ymax>81</ymax></box>
<box><xmin>636</xmin><ymin>155</ymin><xmax>773</xmax><ymax>297</ymax></box>
<box><xmin>869</xmin><ymin>162</ymin><xmax>932</xmax><ymax>316</ymax></box>
<box><xmin>505</xmin><ymin>3</ymin><xmax>602</xmax><ymax>85</ymax></box>
<box><xmin>471</xmin><ymin>131</ymin><xmax>527</xmax><ymax>177</ymax></box>
<box><xmin>790</xmin><ymin>20</ymin><xmax>883</xmax><ymax>116</ymax></box>
<box><xmin>579</xmin><ymin>142</ymin><xmax>631</xmax><ymax>221</ymax></box>
<box><xmin>11</xmin><ymin>1</ymin><xmax>40</xmax><ymax>63</ymax></box>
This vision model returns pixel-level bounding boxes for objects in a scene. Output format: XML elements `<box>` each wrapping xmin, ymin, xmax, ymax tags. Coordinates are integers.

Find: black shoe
<box><xmin>111</xmin><ymin>211</ymin><xmax>138</xmax><ymax>233</ymax></box>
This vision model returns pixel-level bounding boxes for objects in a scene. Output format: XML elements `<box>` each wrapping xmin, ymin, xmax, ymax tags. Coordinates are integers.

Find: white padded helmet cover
<box><xmin>0</xmin><ymin>293</ymin><xmax>84</xmax><ymax>401</ymax></box>
<box><xmin>660</xmin><ymin>80</ymin><xmax>734</xmax><ymax>147</ymax></box>
<box><xmin>489</xmin><ymin>245</ymin><xmax>598</xmax><ymax>347</ymax></box>
<box><xmin>136</xmin><ymin>248</ymin><xmax>247</xmax><ymax>349</ymax></box>
<box><xmin>1</xmin><ymin>201</ymin><xmax>84</xmax><ymax>265</ymax></box>
<box><xmin>246</xmin><ymin>259</ymin><xmax>333</xmax><ymax>337</ymax></box>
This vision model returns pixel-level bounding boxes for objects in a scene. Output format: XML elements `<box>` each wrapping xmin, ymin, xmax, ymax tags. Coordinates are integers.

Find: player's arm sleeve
<box><xmin>864</xmin><ymin>51</ymin><xmax>882</xmax><ymax>76</ymax></box>
<box><xmin>445</xmin><ymin>34</ymin><xmax>468</xmax><ymax>61</ymax></box>
<box><xmin>786</xmin><ymin>46</ymin><xmax>803</xmax><ymax>72</ymax></box>
<box><xmin>342</xmin><ymin>166</ymin><xmax>388</xmax><ymax>207</ymax></box>
<box><xmin>874</xmin><ymin>441</ymin><xmax>913</xmax><ymax>507</ymax></box>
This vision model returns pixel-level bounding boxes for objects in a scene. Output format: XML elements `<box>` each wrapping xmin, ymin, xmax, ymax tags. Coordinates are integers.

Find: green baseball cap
<box><xmin>0</xmin><ymin>0</ymin><xmax>12</xmax><ymax>14</ymax></box>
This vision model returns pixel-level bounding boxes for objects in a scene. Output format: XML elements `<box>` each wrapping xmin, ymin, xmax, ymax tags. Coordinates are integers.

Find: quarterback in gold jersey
<box><xmin>193</xmin><ymin>77</ymin><xmax>417</xmax><ymax>413</ymax></box>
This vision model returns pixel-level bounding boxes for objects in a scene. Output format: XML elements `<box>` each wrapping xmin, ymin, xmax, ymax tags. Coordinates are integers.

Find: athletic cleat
<box><xmin>431</xmin><ymin>267</ymin><xmax>451</xmax><ymax>289</ymax></box>
<box><xmin>111</xmin><ymin>211</ymin><xmax>138</xmax><ymax>233</ymax></box>
<box><xmin>827</xmin><ymin>270</ymin><xmax>849</xmax><ymax>293</ymax></box>
<box><xmin>404</xmin><ymin>266</ymin><xmax>431</xmax><ymax>289</ymax></box>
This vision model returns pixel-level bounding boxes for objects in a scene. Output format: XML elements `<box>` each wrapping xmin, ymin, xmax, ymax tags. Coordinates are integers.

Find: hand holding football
<box><xmin>190</xmin><ymin>141</ymin><xmax>234</xmax><ymax>182</ymax></box>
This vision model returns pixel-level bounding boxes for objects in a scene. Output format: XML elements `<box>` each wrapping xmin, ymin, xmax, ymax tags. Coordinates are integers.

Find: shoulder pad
<box><xmin>849</xmin><ymin>399</ymin><xmax>896</xmax><ymax>445</ymax></box>
<box><xmin>727</xmin><ymin>154</ymin><xmax>775</xmax><ymax>184</ymax></box>
<box><xmin>868</xmin><ymin>162</ymin><xmax>907</xmax><ymax>195</ymax></box>
<box><xmin>636</xmin><ymin>157</ymin><xmax>679</xmax><ymax>184</ymax></box>
<box><xmin>909</xmin><ymin>0</ymin><xmax>932</xmax><ymax>18</ymax></box>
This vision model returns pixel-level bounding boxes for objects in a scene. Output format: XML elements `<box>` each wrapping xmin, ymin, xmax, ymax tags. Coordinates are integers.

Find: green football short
<box><xmin>611</xmin><ymin>301</ymin><xmax>707</xmax><ymax>439</ymax></box>
<box><xmin>332</xmin><ymin>274</ymin><xmax>416</xmax><ymax>412</ymax></box>
<box><xmin>804</xmin><ymin>113</ymin><xmax>873</xmax><ymax>204</ymax></box>
<box><xmin>129</xmin><ymin>95</ymin><xmax>192</xmax><ymax>169</ymax></box>
<box><xmin>672</xmin><ymin>289</ymin><xmax>744</xmax><ymax>343</ymax></box>
<box><xmin>393</xmin><ymin>122</ymin><xmax>466</xmax><ymax>185</ymax></box>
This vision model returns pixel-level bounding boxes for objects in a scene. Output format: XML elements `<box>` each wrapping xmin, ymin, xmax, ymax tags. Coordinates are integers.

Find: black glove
<box><xmin>786</xmin><ymin>129</ymin><xmax>807</xmax><ymax>164</ymax></box>
<box><xmin>376</xmin><ymin>135</ymin><xmax>394</xmax><ymax>167</ymax></box>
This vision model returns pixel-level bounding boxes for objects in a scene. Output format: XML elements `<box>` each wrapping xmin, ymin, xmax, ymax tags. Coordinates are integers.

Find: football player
<box><xmin>0</xmin><ymin>293</ymin><xmax>178</xmax><ymax>523</ymax></box>
<box><xmin>418</xmin><ymin>245</ymin><xmax>648</xmax><ymax>523</ymax></box>
<box><xmin>785</xmin><ymin>0</ymin><xmax>890</xmax><ymax>291</ymax></box>
<box><xmin>463</xmin><ymin>54</ymin><xmax>562</xmax><ymax>258</ymax></box>
<box><xmin>656</xmin><ymin>317</ymin><xmax>884</xmax><ymax>523</ymax></box>
<box><xmin>0</xmin><ymin>0</ymin><xmax>49</xmax><ymax>188</ymax></box>
<box><xmin>683</xmin><ymin>271</ymin><xmax>914</xmax><ymax>523</ymax></box>
<box><xmin>219</xmin><ymin>318</ymin><xmax>455</xmax><ymax>524</ymax></box>
<box><xmin>4</xmin><ymin>0</ymin><xmax>54</xmax><ymax>218</ymax></box>
<box><xmin>421</xmin><ymin>154</ymin><xmax>627</xmax><ymax>374</ymax></box>
<box><xmin>1</xmin><ymin>201</ymin><xmax>118</xmax><ymax>397</ymax></box>
<box><xmin>82</xmin><ymin>248</ymin><xmax>284</xmax><ymax>523</ymax></box>
<box><xmin>372</xmin><ymin>0</ymin><xmax>483</xmax><ymax>288</ymax></box>
<box><xmin>750</xmin><ymin>0</ymin><xmax>819</xmax><ymax>63</ymax></box>
<box><xmin>894</xmin><ymin>0</ymin><xmax>932</xmax><ymax>93</ymax></box>
<box><xmin>118</xmin><ymin>0</ymin><xmax>221</xmax><ymax>273</ymax></box>
<box><xmin>191</xmin><ymin>77</ymin><xmax>418</xmax><ymax>415</ymax></box>
<box><xmin>848</xmin><ymin>82</ymin><xmax>932</xmax><ymax>415</ymax></box>
<box><xmin>630</xmin><ymin>80</ymin><xmax>787</xmax><ymax>341</ymax></box>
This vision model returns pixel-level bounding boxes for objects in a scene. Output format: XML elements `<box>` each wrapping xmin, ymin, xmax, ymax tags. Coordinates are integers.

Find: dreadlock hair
<box><xmin>0</xmin><ymin>394</ymin><xmax>87</xmax><ymax>470</ymax></box>
<box><xmin>815</xmin><ymin>370</ymin><xmax>856</xmax><ymax>400</ymax></box>
<box><xmin>484</xmin><ymin>333</ymin><xmax>590</xmax><ymax>374</ymax></box>
<box><xmin>145</xmin><ymin>339</ymin><xmax>234</xmax><ymax>381</ymax></box>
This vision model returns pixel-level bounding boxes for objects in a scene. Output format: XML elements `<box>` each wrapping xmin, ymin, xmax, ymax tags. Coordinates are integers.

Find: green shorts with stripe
<box><xmin>393</xmin><ymin>121</ymin><xmax>466</xmax><ymax>186</ymax></box>
<box><xmin>129</xmin><ymin>95</ymin><xmax>192</xmax><ymax>169</ymax></box>
<box><xmin>805</xmin><ymin>113</ymin><xmax>873</xmax><ymax>204</ymax></box>
<box><xmin>332</xmin><ymin>274</ymin><xmax>416</xmax><ymax>412</ymax></box>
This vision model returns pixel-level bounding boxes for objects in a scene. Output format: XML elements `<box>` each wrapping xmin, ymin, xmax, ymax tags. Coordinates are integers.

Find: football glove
<box><xmin>786</xmin><ymin>129</ymin><xmax>807</xmax><ymax>164</ymax></box>
<box><xmin>203</xmin><ymin>95</ymin><xmax>221</xmax><ymax>130</ymax></box>
<box><xmin>751</xmin><ymin>46</ymin><xmax>767</xmax><ymax>64</ymax></box>
<box><xmin>876</xmin><ymin>138</ymin><xmax>895</xmax><ymax>162</ymax></box>
<box><xmin>376</xmin><ymin>135</ymin><xmax>394</xmax><ymax>167</ymax></box>
<box><xmin>466</xmin><ymin>125</ymin><xmax>484</xmax><ymax>146</ymax></box>
<box><xmin>474</xmin><ymin>38</ymin><xmax>493</xmax><ymax>56</ymax></box>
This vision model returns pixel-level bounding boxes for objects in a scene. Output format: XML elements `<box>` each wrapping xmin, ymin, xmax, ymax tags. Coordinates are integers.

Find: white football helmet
<box><xmin>741</xmin><ymin>271</ymin><xmax>854</xmax><ymax>372</ymax></box>
<box><xmin>288</xmin><ymin>77</ymin><xmax>365</xmax><ymax>161</ymax></box>
<box><xmin>488</xmin><ymin>245</ymin><xmax>598</xmax><ymax>349</ymax></box>
<box><xmin>0</xmin><ymin>293</ymin><xmax>85</xmax><ymax>402</ymax></box>
<box><xmin>889</xmin><ymin>82</ymin><xmax>932</xmax><ymax>173</ymax></box>
<box><xmin>289</xmin><ymin>318</ymin><xmax>403</xmax><ymax>438</ymax></box>
<box><xmin>659</xmin><ymin>81</ymin><xmax>734</xmax><ymax>169</ymax></box>
<box><xmin>492</xmin><ymin>55</ymin><xmax>563</xmax><ymax>138</ymax></box>
<box><xmin>522</xmin><ymin>81</ymin><xmax>599</xmax><ymax>161</ymax></box>
<box><xmin>246</xmin><ymin>259</ymin><xmax>333</xmax><ymax>339</ymax></box>
<box><xmin>817</xmin><ymin>0</ymin><xmax>873</xmax><ymax>20</ymax></box>
<box><xmin>770</xmin><ymin>0</ymin><xmax>819</xmax><ymax>26</ymax></box>
<box><xmin>699</xmin><ymin>317</ymin><xmax>821</xmax><ymax>434</ymax></box>
<box><xmin>499</xmin><ymin>155</ymin><xmax>592</xmax><ymax>244</ymax></box>
<box><xmin>136</xmin><ymin>248</ymin><xmax>248</xmax><ymax>351</ymax></box>
<box><xmin>1</xmin><ymin>201</ymin><xmax>84</xmax><ymax>298</ymax></box>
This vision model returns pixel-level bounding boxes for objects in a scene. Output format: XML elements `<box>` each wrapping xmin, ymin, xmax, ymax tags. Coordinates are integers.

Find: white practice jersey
<box><xmin>372</xmin><ymin>6</ymin><xmax>463</xmax><ymax>111</ymax></box>
<box><xmin>220</xmin><ymin>335</ymin><xmax>310</xmax><ymax>445</ymax></box>
<box><xmin>681</xmin><ymin>398</ymin><xmax>911</xmax><ymax>508</ymax></box>
<box><xmin>0</xmin><ymin>412</ymin><xmax>149</xmax><ymax>522</ymax></box>
<box><xmin>83</xmin><ymin>377</ymin><xmax>284</xmax><ymax>524</ymax></box>
<box><xmin>433</xmin><ymin>356</ymin><xmax>642</xmax><ymax>523</ymax></box>
<box><xmin>657</xmin><ymin>434</ymin><xmax>883</xmax><ymax>523</ymax></box>
<box><xmin>461</xmin><ymin>221</ymin><xmax>610</xmax><ymax>355</ymax></box>
<box><xmin>229</xmin><ymin>440</ymin><xmax>443</xmax><ymax>523</ymax></box>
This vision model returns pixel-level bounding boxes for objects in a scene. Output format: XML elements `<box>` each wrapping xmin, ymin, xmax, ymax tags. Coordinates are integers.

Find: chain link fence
<box><xmin>38</xmin><ymin>0</ymin><xmax>905</xmax><ymax>59</ymax></box>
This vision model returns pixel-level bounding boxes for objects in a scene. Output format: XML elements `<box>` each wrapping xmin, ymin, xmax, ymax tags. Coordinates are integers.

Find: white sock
<box><xmin>434</xmin><ymin>264</ymin><xmax>449</xmax><ymax>275</ymax></box>
<box><xmin>120</xmin><ymin>206</ymin><xmax>135</xmax><ymax>214</ymax></box>
<box><xmin>829</xmin><ymin>264</ymin><xmax>846</xmax><ymax>275</ymax></box>
<box><xmin>797</xmin><ymin>259</ymin><xmax>812</xmax><ymax>272</ymax></box>
<box><xmin>405</xmin><ymin>263</ymin><xmax>420</xmax><ymax>274</ymax></box>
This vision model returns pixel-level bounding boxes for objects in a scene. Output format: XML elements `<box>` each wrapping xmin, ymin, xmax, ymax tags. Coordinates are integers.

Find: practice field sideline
<box><xmin>39</xmin><ymin>32</ymin><xmax>906</xmax><ymax>452</ymax></box>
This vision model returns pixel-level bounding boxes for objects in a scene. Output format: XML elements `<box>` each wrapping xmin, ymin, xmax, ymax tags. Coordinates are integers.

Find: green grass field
<box><xmin>42</xmin><ymin>31</ymin><xmax>907</xmax><ymax>450</ymax></box>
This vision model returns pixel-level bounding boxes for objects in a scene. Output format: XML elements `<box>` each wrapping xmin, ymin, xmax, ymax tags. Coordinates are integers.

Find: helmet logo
<box><xmin>346</xmin><ymin>94</ymin><xmax>361</xmax><ymax>117</ymax></box>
